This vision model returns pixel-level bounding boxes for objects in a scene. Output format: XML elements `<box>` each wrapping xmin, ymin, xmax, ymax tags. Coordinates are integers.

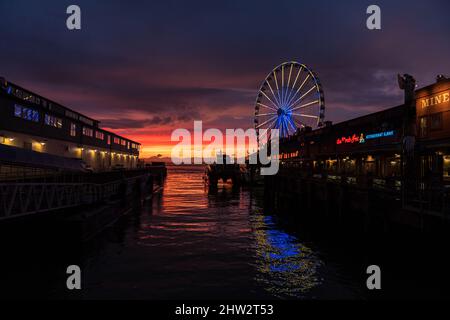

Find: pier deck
<box><xmin>0</xmin><ymin>166</ymin><xmax>166</xmax><ymax>220</ymax></box>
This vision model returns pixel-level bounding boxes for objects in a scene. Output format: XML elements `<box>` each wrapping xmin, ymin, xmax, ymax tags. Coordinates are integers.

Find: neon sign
<box><xmin>365</xmin><ymin>130</ymin><xmax>395</xmax><ymax>140</ymax></box>
<box><xmin>336</xmin><ymin>131</ymin><xmax>395</xmax><ymax>145</ymax></box>
<box><xmin>336</xmin><ymin>133</ymin><xmax>365</xmax><ymax>145</ymax></box>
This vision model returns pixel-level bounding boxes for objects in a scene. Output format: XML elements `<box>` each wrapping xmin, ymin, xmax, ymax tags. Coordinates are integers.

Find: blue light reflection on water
<box><xmin>253</xmin><ymin>213</ymin><xmax>323</xmax><ymax>298</ymax></box>
<box><xmin>80</xmin><ymin>166</ymin><xmax>360</xmax><ymax>299</ymax></box>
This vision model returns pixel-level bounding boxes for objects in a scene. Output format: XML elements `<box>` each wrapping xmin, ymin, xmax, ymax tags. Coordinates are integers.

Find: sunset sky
<box><xmin>1</xmin><ymin>0</ymin><xmax>449</xmax><ymax>157</ymax></box>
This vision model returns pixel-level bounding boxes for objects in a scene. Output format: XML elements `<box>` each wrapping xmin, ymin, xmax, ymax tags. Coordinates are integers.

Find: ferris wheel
<box><xmin>254</xmin><ymin>61</ymin><xmax>325</xmax><ymax>140</ymax></box>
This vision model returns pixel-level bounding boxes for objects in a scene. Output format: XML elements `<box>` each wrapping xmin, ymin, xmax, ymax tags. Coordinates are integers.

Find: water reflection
<box><xmin>253</xmin><ymin>215</ymin><xmax>323</xmax><ymax>298</ymax></box>
<box><xmin>79</xmin><ymin>166</ymin><xmax>353</xmax><ymax>299</ymax></box>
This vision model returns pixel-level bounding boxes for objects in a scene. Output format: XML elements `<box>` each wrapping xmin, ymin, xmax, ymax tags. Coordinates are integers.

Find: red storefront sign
<box><xmin>336</xmin><ymin>134</ymin><xmax>364</xmax><ymax>145</ymax></box>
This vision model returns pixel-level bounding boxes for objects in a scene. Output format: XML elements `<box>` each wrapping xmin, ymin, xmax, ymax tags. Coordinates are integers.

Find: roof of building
<box><xmin>0</xmin><ymin>77</ymin><xmax>141</xmax><ymax>145</ymax></box>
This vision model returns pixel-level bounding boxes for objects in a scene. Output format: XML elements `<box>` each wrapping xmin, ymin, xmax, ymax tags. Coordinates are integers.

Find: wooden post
<box><xmin>398</xmin><ymin>74</ymin><xmax>417</xmax><ymax>208</ymax></box>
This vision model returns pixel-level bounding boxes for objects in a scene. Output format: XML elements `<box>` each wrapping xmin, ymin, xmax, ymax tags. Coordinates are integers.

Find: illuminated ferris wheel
<box><xmin>254</xmin><ymin>61</ymin><xmax>325</xmax><ymax>140</ymax></box>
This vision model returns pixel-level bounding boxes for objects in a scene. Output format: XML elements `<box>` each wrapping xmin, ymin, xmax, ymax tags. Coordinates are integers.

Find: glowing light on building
<box><xmin>365</xmin><ymin>130</ymin><xmax>395</xmax><ymax>140</ymax></box>
<box><xmin>336</xmin><ymin>134</ymin><xmax>363</xmax><ymax>145</ymax></box>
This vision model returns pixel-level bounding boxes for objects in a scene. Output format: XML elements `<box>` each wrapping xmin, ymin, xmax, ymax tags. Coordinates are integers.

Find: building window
<box><xmin>82</xmin><ymin>127</ymin><xmax>94</xmax><ymax>137</ymax></box>
<box><xmin>430</xmin><ymin>113</ymin><xmax>443</xmax><ymax>131</ymax></box>
<box><xmin>121</xmin><ymin>139</ymin><xmax>126</xmax><ymax>146</ymax></box>
<box><xmin>113</xmin><ymin>137</ymin><xmax>120</xmax><ymax>144</ymax></box>
<box><xmin>14</xmin><ymin>105</ymin><xmax>21</xmax><ymax>117</ymax></box>
<box><xmin>79</xmin><ymin>116</ymin><xmax>94</xmax><ymax>126</ymax></box>
<box><xmin>96</xmin><ymin>131</ymin><xmax>104</xmax><ymax>140</ymax></box>
<box><xmin>70</xmin><ymin>123</ymin><xmax>77</xmax><ymax>137</ymax></box>
<box><xmin>14</xmin><ymin>89</ymin><xmax>23</xmax><ymax>99</ymax></box>
<box><xmin>444</xmin><ymin>155</ymin><xmax>450</xmax><ymax>179</ymax></box>
<box><xmin>65</xmin><ymin>110</ymin><xmax>79</xmax><ymax>120</ymax></box>
<box><xmin>14</xmin><ymin>104</ymin><xmax>39</xmax><ymax>122</ymax></box>
<box><xmin>23</xmin><ymin>92</ymin><xmax>36</xmax><ymax>103</ymax></box>
<box><xmin>45</xmin><ymin>114</ymin><xmax>63</xmax><ymax>128</ymax></box>
<box><xmin>420</xmin><ymin>116</ymin><xmax>428</xmax><ymax>138</ymax></box>
<box><xmin>107</xmin><ymin>135</ymin><xmax>111</xmax><ymax>145</ymax></box>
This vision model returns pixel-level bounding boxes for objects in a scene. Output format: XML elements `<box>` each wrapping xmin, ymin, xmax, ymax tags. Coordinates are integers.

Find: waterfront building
<box><xmin>0</xmin><ymin>77</ymin><xmax>140</xmax><ymax>176</ymax></box>
<box><xmin>277</xmin><ymin>75</ymin><xmax>450</xmax><ymax>210</ymax></box>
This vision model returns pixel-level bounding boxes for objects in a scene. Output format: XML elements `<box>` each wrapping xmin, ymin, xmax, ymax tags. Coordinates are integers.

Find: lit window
<box><xmin>95</xmin><ymin>131</ymin><xmax>104</xmax><ymax>140</ymax></box>
<box><xmin>14</xmin><ymin>89</ymin><xmax>23</xmax><ymax>99</ymax></box>
<box><xmin>420</xmin><ymin>116</ymin><xmax>428</xmax><ymax>138</ymax></box>
<box><xmin>70</xmin><ymin>123</ymin><xmax>77</xmax><ymax>137</ymax></box>
<box><xmin>444</xmin><ymin>155</ymin><xmax>450</xmax><ymax>179</ymax></box>
<box><xmin>107</xmin><ymin>135</ymin><xmax>111</xmax><ymax>145</ymax></box>
<box><xmin>14</xmin><ymin>104</ymin><xmax>39</xmax><ymax>122</ymax></box>
<box><xmin>82</xmin><ymin>127</ymin><xmax>94</xmax><ymax>137</ymax></box>
<box><xmin>14</xmin><ymin>105</ymin><xmax>22</xmax><ymax>117</ymax></box>
<box><xmin>45</xmin><ymin>114</ymin><xmax>63</xmax><ymax>128</ymax></box>
<box><xmin>113</xmin><ymin>137</ymin><xmax>120</xmax><ymax>144</ymax></box>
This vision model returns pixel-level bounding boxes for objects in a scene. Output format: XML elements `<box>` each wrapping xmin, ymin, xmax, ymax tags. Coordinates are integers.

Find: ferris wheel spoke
<box><xmin>281</xmin><ymin>65</ymin><xmax>287</xmax><ymax>106</ymax></box>
<box><xmin>290</xmin><ymin>99</ymin><xmax>320</xmax><ymax>112</ymax></box>
<box><xmin>293</xmin><ymin>118</ymin><xmax>305</xmax><ymax>129</ymax></box>
<box><xmin>286</xmin><ymin>74</ymin><xmax>311</xmax><ymax>108</ymax></box>
<box><xmin>284</xmin><ymin>66</ymin><xmax>303</xmax><ymax>106</ymax></box>
<box><xmin>292</xmin><ymin>66</ymin><xmax>303</xmax><ymax>89</ymax></box>
<box><xmin>273</xmin><ymin>71</ymin><xmax>283</xmax><ymax>106</ymax></box>
<box><xmin>275</xmin><ymin>118</ymin><xmax>281</xmax><ymax>137</ymax></box>
<box><xmin>292</xmin><ymin>113</ymin><xmax>319</xmax><ymax>119</ymax></box>
<box><xmin>256</xmin><ymin>102</ymin><xmax>277</xmax><ymax>112</ymax></box>
<box><xmin>259</xmin><ymin>118</ymin><xmax>278</xmax><ymax>141</ymax></box>
<box><xmin>266</xmin><ymin>81</ymin><xmax>281</xmax><ymax>108</ymax></box>
<box><xmin>286</xmin><ymin>120</ymin><xmax>293</xmax><ymax>136</ymax></box>
<box><xmin>278</xmin><ymin>118</ymin><xmax>284</xmax><ymax>137</ymax></box>
<box><xmin>255</xmin><ymin>112</ymin><xmax>277</xmax><ymax>117</ymax></box>
<box><xmin>256</xmin><ymin>115</ymin><xmax>278</xmax><ymax>129</ymax></box>
<box><xmin>289</xmin><ymin>86</ymin><xmax>317</xmax><ymax>110</ymax></box>
<box><xmin>274</xmin><ymin>116</ymin><xmax>281</xmax><ymax>137</ymax></box>
<box><xmin>280</xmin><ymin>119</ymin><xmax>287</xmax><ymax>138</ymax></box>
<box><xmin>286</xmin><ymin>64</ymin><xmax>293</xmax><ymax>89</ymax></box>
<box><xmin>287</xmin><ymin>116</ymin><xmax>297</xmax><ymax>132</ymax></box>
<box><xmin>283</xmin><ymin>118</ymin><xmax>292</xmax><ymax>137</ymax></box>
<box><xmin>283</xmin><ymin>64</ymin><xmax>293</xmax><ymax>106</ymax></box>
<box><xmin>260</xmin><ymin>92</ymin><xmax>279</xmax><ymax>110</ymax></box>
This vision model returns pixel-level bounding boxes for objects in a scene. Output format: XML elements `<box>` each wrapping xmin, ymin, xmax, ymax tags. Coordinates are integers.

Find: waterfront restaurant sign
<box><xmin>336</xmin><ymin>134</ymin><xmax>365</xmax><ymax>145</ymax></box>
<box><xmin>365</xmin><ymin>130</ymin><xmax>395</xmax><ymax>140</ymax></box>
<box><xmin>420</xmin><ymin>91</ymin><xmax>449</xmax><ymax>109</ymax></box>
<box><xmin>336</xmin><ymin>131</ymin><xmax>395</xmax><ymax>145</ymax></box>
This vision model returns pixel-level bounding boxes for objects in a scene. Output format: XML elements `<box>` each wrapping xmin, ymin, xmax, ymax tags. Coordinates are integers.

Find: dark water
<box><xmin>77</xmin><ymin>166</ymin><xmax>362</xmax><ymax>299</ymax></box>
<box><xmin>4</xmin><ymin>166</ymin><xmax>450</xmax><ymax>300</ymax></box>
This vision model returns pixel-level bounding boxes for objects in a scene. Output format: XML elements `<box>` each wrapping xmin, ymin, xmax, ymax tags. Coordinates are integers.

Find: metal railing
<box><xmin>0</xmin><ymin>172</ymin><xmax>157</xmax><ymax>220</ymax></box>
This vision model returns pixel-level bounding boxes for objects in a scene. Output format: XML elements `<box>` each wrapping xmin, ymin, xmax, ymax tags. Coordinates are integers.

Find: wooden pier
<box><xmin>265</xmin><ymin>168</ymin><xmax>450</xmax><ymax>233</ymax></box>
<box><xmin>0</xmin><ymin>166</ymin><xmax>166</xmax><ymax>240</ymax></box>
